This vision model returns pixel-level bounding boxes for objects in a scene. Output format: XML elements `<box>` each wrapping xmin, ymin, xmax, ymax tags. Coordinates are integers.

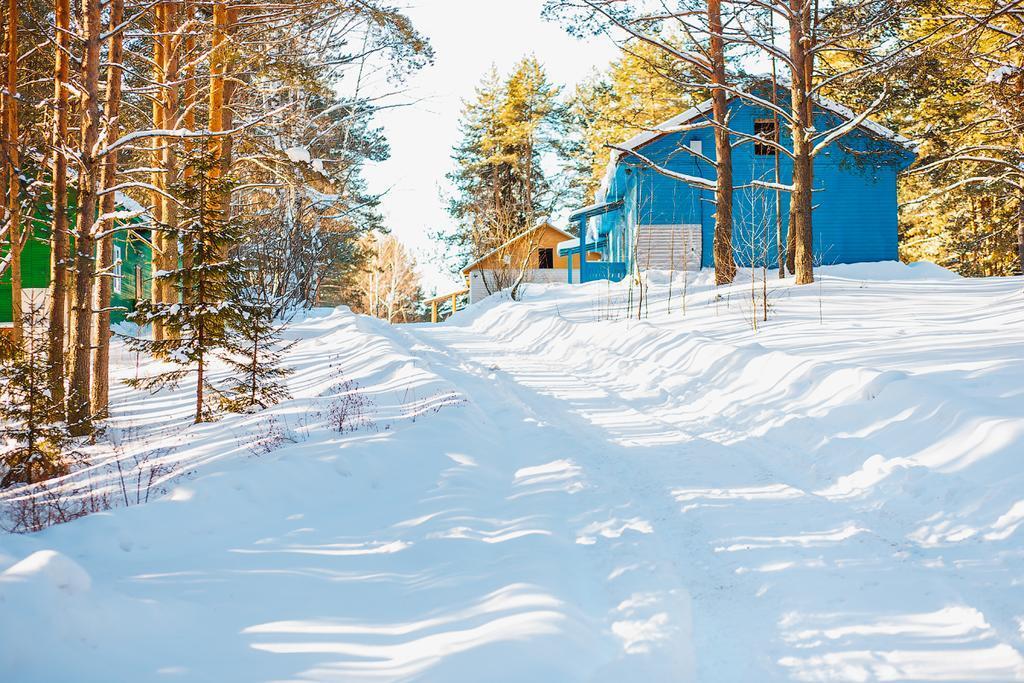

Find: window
<box><xmin>753</xmin><ymin>119</ymin><xmax>778</xmax><ymax>156</ymax></box>
<box><xmin>689</xmin><ymin>139</ymin><xmax>703</xmax><ymax>156</ymax></box>
<box><xmin>538</xmin><ymin>247</ymin><xmax>554</xmax><ymax>269</ymax></box>
<box><xmin>112</xmin><ymin>245</ymin><xmax>123</xmax><ymax>294</ymax></box>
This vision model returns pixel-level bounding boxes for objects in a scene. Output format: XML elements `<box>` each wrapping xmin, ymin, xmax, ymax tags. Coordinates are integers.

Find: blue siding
<box><xmin>596</xmin><ymin>99</ymin><xmax>912</xmax><ymax>269</ymax></box>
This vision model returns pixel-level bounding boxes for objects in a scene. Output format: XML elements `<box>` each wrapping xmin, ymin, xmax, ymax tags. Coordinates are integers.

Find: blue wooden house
<box><xmin>558</xmin><ymin>92</ymin><xmax>916</xmax><ymax>282</ymax></box>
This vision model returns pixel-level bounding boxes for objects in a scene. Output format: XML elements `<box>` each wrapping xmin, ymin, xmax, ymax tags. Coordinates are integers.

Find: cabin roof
<box><xmin>617</xmin><ymin>92</ymin><xmax>913</xmax><ymax>154</ymax></box>
<box><xmin>460</xmin><ymin>221</ymin><xmax>573</xmax><ymax>274</ymax></box>
<box><xmin>598</xmin><ymin>91</ymin><xmax>915</xmax><ymax>198</ymax></box>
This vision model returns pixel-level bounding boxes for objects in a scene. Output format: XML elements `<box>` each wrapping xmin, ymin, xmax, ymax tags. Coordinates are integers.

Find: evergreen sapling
<box><xmin>0</xmin><ymin>299</ymin><xmax>76</xmax><ymax>487</ymax></box>
<box><xmin>219</xmin><ymin>289</ymin><xmax>295</xmax><ymax>413</ymax></box>
<box><xmin>125</xmin><ymin>147</ymin><xmax>245</xmax><ymax>423</ymax></box>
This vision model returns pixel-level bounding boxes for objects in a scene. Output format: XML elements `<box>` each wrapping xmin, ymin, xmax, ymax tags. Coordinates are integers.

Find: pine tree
<box><xmin>218</xmin><ymin>289</ymin><xmax>294</xmax><ymax>413</ymax></box>
<box><xmin>445</xmin><ymin>59</ymin><xmax>568</xmax><ymax>270</ymax></box>
<box><xmin>896</xmin><ymin>0</ymin><xmax>1024</xmax><ymax>275</ymax></box>
<box><xmin>0</xmin><ymin>300</ymin><xmax>73</xmax><ymax>488</ymax></box>
<box><xmin>125</xmin><ymin>147</ymin><xmax>245</xmax><ymax>423</ymax></box>
<box><xmin>498</xmin><ymin>56</ymin><xmax>566</xmax><ymax>228</ymax></box>
<box><xmin>572</xmin><ymin>40</ymin><xmax>703</xmax><ymax>202</ymax></box>
<box><xmin>446</xmin><ymin>66</ymin><xmax>512</xmax><ymax>264</ymax></box>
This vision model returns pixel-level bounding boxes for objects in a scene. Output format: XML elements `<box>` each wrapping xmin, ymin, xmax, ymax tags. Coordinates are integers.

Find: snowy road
<box><xmin>2</xmin><ymin>265</ymin><xmax>1023</xmax><ymax>681</ymax></box>
<box><xmin>401</xmin><ymin>296</ymin><xmax>1024</xmax><ymax>682</ymax></box>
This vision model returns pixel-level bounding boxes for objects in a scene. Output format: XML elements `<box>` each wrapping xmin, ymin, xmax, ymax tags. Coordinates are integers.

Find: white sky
<box><xmin>361</xmin><ymin>0</ymin><xmax>620</xmax><ymax>295</ymax></box>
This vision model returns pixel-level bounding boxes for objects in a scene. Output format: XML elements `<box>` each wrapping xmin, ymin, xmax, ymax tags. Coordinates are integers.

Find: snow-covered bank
<box><xmin>2</xmin><ymin>263</ymin><xmax>1023</xmax><ymax>681</ymax></box>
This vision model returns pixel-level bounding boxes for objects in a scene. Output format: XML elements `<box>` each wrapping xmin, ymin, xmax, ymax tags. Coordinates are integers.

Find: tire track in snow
<box><xmin>395</xmin><ymin>322</ymin><xmax>699</xmax><ymax>680</ymax></box>
<box><xmin>402</xmin><ymin>316</ymin><xmax>1024</xmax><ymax>681</ymax></box>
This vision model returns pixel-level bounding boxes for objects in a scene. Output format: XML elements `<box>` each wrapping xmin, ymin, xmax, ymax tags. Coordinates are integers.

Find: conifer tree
<box><xmin>445</xmin><ymin>59</ymin><xmax>568</xmax><ymax>270</ymax></box>
<box><xmin>895</xmin><ymin>0</ymin><xmax>1024</xmax><ymax>275</ymax></box>
<box><xmin>0</xmin><ymin>300</ymin><xmax>73</xmax><ymax>488</ymax></box>
<box><xmin>572</xmin><ymin>41</ymin><xmax>704</xmax><ymax>201</ymax></box>
<box><xmin>125</xmin><ymin>147</ymin><xmax>245</xmax><ymax>423</ymax></box>
<box><xmin>498</xmin><ymin>56</ymin><xmax>566</xmax><ymax>228</ymax></box>
<box><xmin>218</xmin><ymin>289</ymin><xmax>294</xmax><ymax>413</ymax></box>
<box><xmin>447</xmin><ymin>66</ymin><xmax>513</xmax><ymax>264</ymax></box>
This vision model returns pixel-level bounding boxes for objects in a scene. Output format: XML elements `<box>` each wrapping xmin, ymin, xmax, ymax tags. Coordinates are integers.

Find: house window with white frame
<box><xmin>112</xmin><ymin>244</ymin><xmax>123</xmax><ymax>294</ymax></box>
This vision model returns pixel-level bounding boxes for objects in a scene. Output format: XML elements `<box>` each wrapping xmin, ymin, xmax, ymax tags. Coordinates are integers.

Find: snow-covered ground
<box><xmin>2</xmin><ymin>262</ymin><xmax>1023</xmax><ymax>682</ymax></box>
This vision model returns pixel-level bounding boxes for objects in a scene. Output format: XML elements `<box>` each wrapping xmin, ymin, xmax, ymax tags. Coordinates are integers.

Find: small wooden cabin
<box><xmin>461</xmin><ymin>221</ymin><xmax>599</xmax><ymax>303</ymax></box>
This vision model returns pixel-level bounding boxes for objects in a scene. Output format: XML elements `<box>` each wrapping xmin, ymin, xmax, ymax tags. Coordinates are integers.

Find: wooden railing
<box><xmin>423</xmin><ymin>288</ymin><xmax>470</xmax><ymax>323</ymax></box>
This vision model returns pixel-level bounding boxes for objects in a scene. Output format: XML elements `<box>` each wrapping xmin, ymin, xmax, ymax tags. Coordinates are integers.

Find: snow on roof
<box><xmin>616</xmin><ymin>99</ymin><xmax>716</xmax><ymax>155</ymax></box>
<box><xmin>811</xmin><ymin>93</ymin><xmax>915</xmax><ymax>149</ymax></box>
<box><xmin>567</xmin><ymin>198</ymin><xmax>625</xmax><ymax>221</ymax></box>
<box><xmin>114</xmin><ymin>191</ymin><xmax>148</xmax><ymax>215</ymax></box>
<box><xmin>461</xmin><ymin>221</ymin><xmax>573</xmax><ymax>274</ymax></box>
<box><xmin>557</xmin><ymin>238</ymin><xmax>579</xmax><ymax>253</ymax></box>
<box><xmin>597</xmin><ymin>90</ymin><xmax>914</xmax><ymax>200</ymax></box>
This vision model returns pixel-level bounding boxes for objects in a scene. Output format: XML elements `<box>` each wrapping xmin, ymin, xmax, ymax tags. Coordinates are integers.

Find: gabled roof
<box><xmin>598</xmin><ymin>91</ymin><xmax>914</xmax><ymax>198</ymax></box>
<box><xmin>568</xmin><ymin>198</ymin><xmax>624</xmax><ymax>222</ymax></box>
<box><xmin>615</xmin><ymin>99</ymin><xmax>715</xmax><ymax>155</ymax></box>
<box><xmin>616</xmin><ymin>93</ymin><xmax>912</xmax><ymax>154</ymax></box>
<box><xmin>460</xmin><ymin>221</ymin><xmax>573</xmax><ymax>274</ymax></box>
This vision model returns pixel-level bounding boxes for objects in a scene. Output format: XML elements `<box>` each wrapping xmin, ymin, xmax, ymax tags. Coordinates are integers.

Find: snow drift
<box><xmin>1</xmin><ymin>263</ymin><xmax>1022</xmax><ymax>682</ymax></box>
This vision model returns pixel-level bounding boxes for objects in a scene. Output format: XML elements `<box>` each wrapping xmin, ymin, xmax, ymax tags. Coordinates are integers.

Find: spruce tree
<box><xmin>0</xmin><ymin>300</ymin><xmax>74</xmax><ymax>488</ymax></box>
<box><xmin>218</xmin><ymin>289</ymin><xmax>295</xmax><ymax>413</ymax></box>
<box><xmin>125</xmin><ymin>147</ymin><xmax>245</xmax><ymax>423</ymax></box>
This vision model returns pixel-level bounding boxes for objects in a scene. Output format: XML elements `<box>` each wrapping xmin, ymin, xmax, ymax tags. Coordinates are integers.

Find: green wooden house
<box><xmin>1</xmin><ymin>193</ymin><xmax>152</xmax><ymax>328</ymax></box>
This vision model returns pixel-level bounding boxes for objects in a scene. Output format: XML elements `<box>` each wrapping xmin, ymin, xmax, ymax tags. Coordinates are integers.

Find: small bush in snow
<box><xmin>324</xmin><ymin>380</ymin><xmax>375</xmax><ymax>433</ymax></box>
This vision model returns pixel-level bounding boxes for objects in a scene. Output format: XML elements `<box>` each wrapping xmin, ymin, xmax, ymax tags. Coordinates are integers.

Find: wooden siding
<box><xmin>635</xmin><ymin>224</ymin><xmax>701</xmax><ymax>271</ymax></box>
<box><xmin>466</xmin><ymin>224</ymin><xmax>574</xmax><ymax>272</ymax></box>
<box><xmin>1</xmin><ymin>203</ymin><xmax>152</xmax><ymax>324</ymax></box>
<box><xmin>465</xmin><ymin>223</ymin><xmax>600</xmax><ymax>275</ymax></box>
<box><xmin>603</xmin><ymin>99</ymin><xmax>911</xmax><ymax>270</ymax></box>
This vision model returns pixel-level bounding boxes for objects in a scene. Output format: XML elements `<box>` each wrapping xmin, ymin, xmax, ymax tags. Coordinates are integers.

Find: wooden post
<box><xmin>577</xmin><ymin>218</ymin><xmax>588</xmax><ymax>283</ymax></box>
<box><xmin>431</xmin><ymin>301</ymin><xmax>438</xmax><ymax>323</ymax></box>
<box><xmin>567</xmin><ymin>253</ymin><xmax>573</xmax><ymax>284</ymax></box>
<box><xmin>451</xmin><ymin>293</ymin><xmax>457</xmax><ymax>314</ymax></box>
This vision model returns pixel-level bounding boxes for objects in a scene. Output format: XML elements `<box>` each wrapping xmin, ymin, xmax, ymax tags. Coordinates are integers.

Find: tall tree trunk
<box><xmin>148</xmin><ymin>1</ymin><xmax>163</xmax><ymax>339</ymax></box>
<box><xmin>209</xmin><ymin>1</ymin><xmax>228</xmax><ymax>174</ymax></box>
<box><xmin>788</xmin><ymin>0</ymin><xmax>814</xmax><ymax>285</ymax></box>
<box><xmin>48</xmin><ymin>0</ymin><xmax>71</xmax><ymax>409</ymax></box>
<box><xmin>3</xmin><ymin>0</ymin><xmax>23</xmax><ymax>344</ymax></box>
<box><xmin>150</xmin><ymin>1</ymin><xmax>181</xmax><ymax>341</ymax></box>
<box><xmin>90</xmin><ymin>0</ymin><xmax>125</xmax><ymax>416</ymax></box>
<box><xmin>161</xmin><ymin>0</ymin><xmax>180</xmax><ymax>308</ymax></box>
<box><xmin>150</xmin><ymin>2</ymin><xmax>164</xmax><ymax>340</ymax></box>
<box><xmin>195</xmin><ymin>349</ymin><xmax>204</xmax><ymax>422</ymax></box>
<box><xmin>525</xmin><ymin>134</ymin><xmax>534</xmax><ymax>227</ymax></box>
<box><xmin>208</xmin><ymin>2</ymin><xmax>236</xmax><ymax>269</ymax></box>
<box><xmin>1018</xmin><ymin>194</ymin><xmax>1024</xmax><ymax>275</ymax></box>
<box><xmin>709</xmin><ymin>0</ymin><xmax>736</xmax><ymax>285</ymax></box>
<box><xmin>180</xmin><ymin>0</ymin><xmax>196</xmax><ymax>302</ymax></box>
<box><xmin>67</xmin><ymin>0</ymin><xmax>103</xmax><ymax>434</ymax></box>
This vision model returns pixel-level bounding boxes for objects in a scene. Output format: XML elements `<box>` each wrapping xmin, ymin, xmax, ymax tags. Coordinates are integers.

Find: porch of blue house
<box><xmin>557</xmin><ymin>199</ymin><xmax>628</xmax><ymax>284</ymax></box>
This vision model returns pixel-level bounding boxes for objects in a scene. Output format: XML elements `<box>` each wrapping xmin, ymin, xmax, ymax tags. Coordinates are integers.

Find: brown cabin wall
<box><xmin>467</xmin><ymin>225</ymin><xmax>600</xmax><ymax>275</ymax></box>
